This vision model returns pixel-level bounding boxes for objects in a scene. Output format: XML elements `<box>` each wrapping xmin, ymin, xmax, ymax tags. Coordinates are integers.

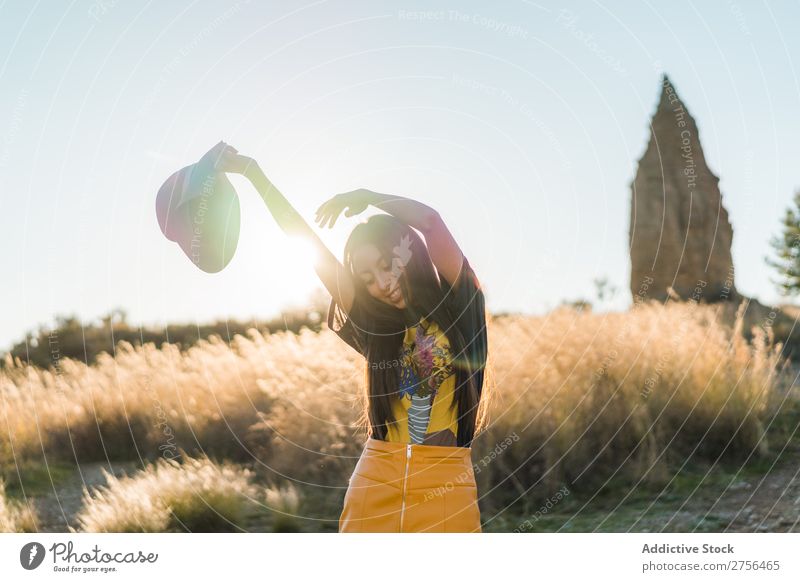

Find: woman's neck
<box><xmin>401</xmin><ymin>304</ymin><xmax>425</xmax><ymax>327</ymax></box>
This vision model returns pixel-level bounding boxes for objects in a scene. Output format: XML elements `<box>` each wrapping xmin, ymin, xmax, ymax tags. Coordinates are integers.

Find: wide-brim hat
<box><xmin>156</xmin><ymin>144</ymin><xmax>240</xmax><ymax>273</ymax></box>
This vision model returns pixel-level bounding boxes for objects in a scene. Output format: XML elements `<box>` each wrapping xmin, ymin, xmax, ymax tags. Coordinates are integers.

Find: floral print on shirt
<box><xmin>398</xmin><ymin>320</ymin><xmax>456</xmax><ymax>400</ymax></box>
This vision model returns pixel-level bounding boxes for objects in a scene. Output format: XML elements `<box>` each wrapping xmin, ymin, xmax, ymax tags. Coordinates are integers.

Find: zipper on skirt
<box><xmin>399</xmin><ymin>443</ymin><xmax>411</xmax><ymax>532</ymax></box>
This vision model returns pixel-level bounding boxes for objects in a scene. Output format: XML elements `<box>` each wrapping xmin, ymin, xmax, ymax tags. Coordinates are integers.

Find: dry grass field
<box><xmin>1</xmin><ymin>300</ymin><xmax>797</xmax><ymax>532</ymax></box>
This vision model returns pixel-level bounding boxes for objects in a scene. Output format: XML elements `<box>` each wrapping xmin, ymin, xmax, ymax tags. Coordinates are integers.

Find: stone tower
<box><xmin>629</xmin><ymin>75</ymin><xmax>737</xmax><ymax>303</ymax></box>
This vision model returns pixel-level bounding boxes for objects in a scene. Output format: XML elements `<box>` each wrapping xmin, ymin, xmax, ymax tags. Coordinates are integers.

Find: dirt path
<box><xmin>690</xmin><ymin>443</ymin><xmax>800</xmax><ymax>533</ymax></box>
<box><xmin>26</xmin><ymin>446</ymin><xmax>800</xmax><ymax>533</ymax></box>
<box><xmin>30</xmin><ymin>428</ymin><xmax>800</xmax><ymax>532</ymax></box>
<box><xmin>30</xmin><ymin>461</ymin><xmax>141</xmax><ymax>532</ymax></box>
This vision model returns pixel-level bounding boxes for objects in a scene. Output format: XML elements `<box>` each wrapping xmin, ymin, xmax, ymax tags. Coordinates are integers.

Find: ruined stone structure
<box><xmin>629</xmin><ymin>75</ymin><xmax>737</xmax><ymax>303</ymax></box>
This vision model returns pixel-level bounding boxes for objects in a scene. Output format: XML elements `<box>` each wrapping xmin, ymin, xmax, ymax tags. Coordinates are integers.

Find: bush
<box><xmin>73</xmin><ymin>453</ymin><xmax>261</xmax><ymax>532</ymax></box>
<box><xmin>0</xmin><ymin>479</ymin><xmax>39</xmax><ymax>532</ymax></box>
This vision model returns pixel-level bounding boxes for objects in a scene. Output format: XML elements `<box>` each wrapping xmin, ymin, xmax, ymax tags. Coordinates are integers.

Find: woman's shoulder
<box><xmin>328</xmin><ymin>293</ymin><xmax>369</xmax><ymax>357</ymax></box>
<box><xmin>449</xmin><ymin>255</ymin><xmax>481</xmax><ymax>288</ymax></box>
<box><xmin>436</xmin><ymin>257</ymin><xmax>486</xmax><ymax>332</ymax></box>
<box><xmin>435</xmin><ymin>256</ymin><xmax>488</xmax><ymax>370</ymax></box>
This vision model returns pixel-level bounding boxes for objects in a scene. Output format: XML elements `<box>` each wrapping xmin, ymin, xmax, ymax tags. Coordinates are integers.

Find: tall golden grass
<box><xmin>1</xmin><ymin>300</ymin><xmax>793</xmax><ymax>516</ymax></box>
<box><xmin>0</xmin><ymin>327</ymin><xmax>360</xmax><ymax>470</ymax></box>
<box><xmin>72</xmin><ymin>452</ymin><xmax>299</xmax><ymax>532</ymax></box>
<box><xmin>0</xmin><ymin>479</ymin><xmax>38</xmax><ymax>532</ymax></box>
<box><xmin>472</xmin><ymin>300</ymin><xmax>791</xmax><ymax>508</ymax></box>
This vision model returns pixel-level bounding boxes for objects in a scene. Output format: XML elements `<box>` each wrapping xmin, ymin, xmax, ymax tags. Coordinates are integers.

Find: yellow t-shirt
<box><xmin>384</xmin><ymin>316</ymin><xmax>459</xmax><ymax>445</ymax></box>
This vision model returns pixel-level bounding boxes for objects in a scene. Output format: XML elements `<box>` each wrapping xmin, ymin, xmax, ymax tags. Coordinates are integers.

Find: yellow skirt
<box><xmin>338</xmin><ymin>437</ymin><xmax>482</xmax><ymax>533</ymax></box>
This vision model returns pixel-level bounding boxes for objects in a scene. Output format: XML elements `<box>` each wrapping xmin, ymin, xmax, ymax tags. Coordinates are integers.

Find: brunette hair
<box><xmin>327</xmin><ymin>214</ymin><xmax>491</xmax><ymax>447</ymax></box>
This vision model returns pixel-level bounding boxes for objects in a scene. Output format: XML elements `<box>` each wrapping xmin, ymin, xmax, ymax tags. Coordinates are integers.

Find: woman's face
<box><xmin>351</xmin><ymin>243</ymin><xmax>407</xmax><ymax>308</ymax></box>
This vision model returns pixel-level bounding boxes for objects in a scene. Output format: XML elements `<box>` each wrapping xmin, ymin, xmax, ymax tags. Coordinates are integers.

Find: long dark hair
<box><xmin>329</xmin><ymin>214</ymin><xmax>490</xmax><ymax>448</ymax></box>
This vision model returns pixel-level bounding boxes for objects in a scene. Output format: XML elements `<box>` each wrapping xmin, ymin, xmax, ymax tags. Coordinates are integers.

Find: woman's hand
<box><xmin>199</xmin><ymin>141</ymin><xmax>257</xmax><ymax>176</ymax></box>
<box><xmin>314</xmin><ymin>188</ymin><xmax>375</xmax><ymax>228</ymax></box>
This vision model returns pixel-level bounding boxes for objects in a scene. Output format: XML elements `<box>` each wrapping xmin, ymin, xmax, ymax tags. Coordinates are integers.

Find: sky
<box><xmin>1</xmin><ymin>0</ymin><xmax>799</xmax><ymax>352</ymax></box>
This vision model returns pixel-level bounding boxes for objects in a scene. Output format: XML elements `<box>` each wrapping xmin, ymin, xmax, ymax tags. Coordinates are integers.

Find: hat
<box><xmin>155</xmin><ymin>143</ymin><xmax>241</xmax><ymax>273</ymax></box>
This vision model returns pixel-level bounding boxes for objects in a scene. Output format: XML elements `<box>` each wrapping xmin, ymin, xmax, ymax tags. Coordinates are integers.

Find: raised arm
<box><xmin>315</xmin><ymin>188</ymin><xmax>466</xmax><ymax>291</ymax></box>
<box><xmin>248</xmin><ymin>164</ymin><xmax>356</xmax><ymax>313</ymax></box>
<box><xmin>212</xmin><ymin>143</ymin><xmax>355</xmax><ymax>314</ymax></box>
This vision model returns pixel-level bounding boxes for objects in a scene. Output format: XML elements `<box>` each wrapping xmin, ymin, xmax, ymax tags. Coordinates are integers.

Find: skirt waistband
<box><xmin>365</xmin><ymin>437</ymin><xmax>473</xmax><ymax>461</ymax></box>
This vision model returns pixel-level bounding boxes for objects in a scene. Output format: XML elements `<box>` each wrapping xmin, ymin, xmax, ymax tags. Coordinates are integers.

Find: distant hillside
<box><xmin>7</xmin><ymin>292</ymin><xmax>799</xmax><ymax>372</ymax></box>
<box><xmin>2</xmin><ymin>295</ymin><xmax>330</xmax><ymax>371</ymax></box>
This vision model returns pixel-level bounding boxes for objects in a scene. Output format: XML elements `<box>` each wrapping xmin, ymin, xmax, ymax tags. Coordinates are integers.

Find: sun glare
<box><xmin>280</xmin><ymin>235</ymin><xmax>321</xmax><ymax>297</ymax></box>
<box><xmin>287</xmin><ymin>235</ymin><xmax>319</xmax><ymax>267</ymax></box>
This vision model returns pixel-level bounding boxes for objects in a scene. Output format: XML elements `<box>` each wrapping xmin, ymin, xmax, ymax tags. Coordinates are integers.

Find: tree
<box><xmin>101</xmin><ymin>307</ymin><xmax>128</xmax><ymax>328</ymax></box>
<box><xmin>593</xmin><ymin>276</ymin><xmax>618</xmax><ymax>305</ymax></box>
<box><xmin>560</xmin><ymin>298</ymin><xmax>592</xmax><ymax>312</ymax></box>
<box><xmin>766</xmin><ymin>189</ymin><xmax>800</xmax><ymax>297</ymax></box>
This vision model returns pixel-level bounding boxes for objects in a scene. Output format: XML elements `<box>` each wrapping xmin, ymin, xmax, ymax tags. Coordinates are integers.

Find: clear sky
<box><xmin>1</xmin><ymin>0</ymin><xmax>799</xmax><ymax>352</ymax></box>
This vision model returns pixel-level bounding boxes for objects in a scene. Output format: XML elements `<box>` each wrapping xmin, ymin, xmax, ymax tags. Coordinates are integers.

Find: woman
<box><xmin>213</xmin><ymin>142</ymin><xmax>493</xmax><ymax>533</ymax></box>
